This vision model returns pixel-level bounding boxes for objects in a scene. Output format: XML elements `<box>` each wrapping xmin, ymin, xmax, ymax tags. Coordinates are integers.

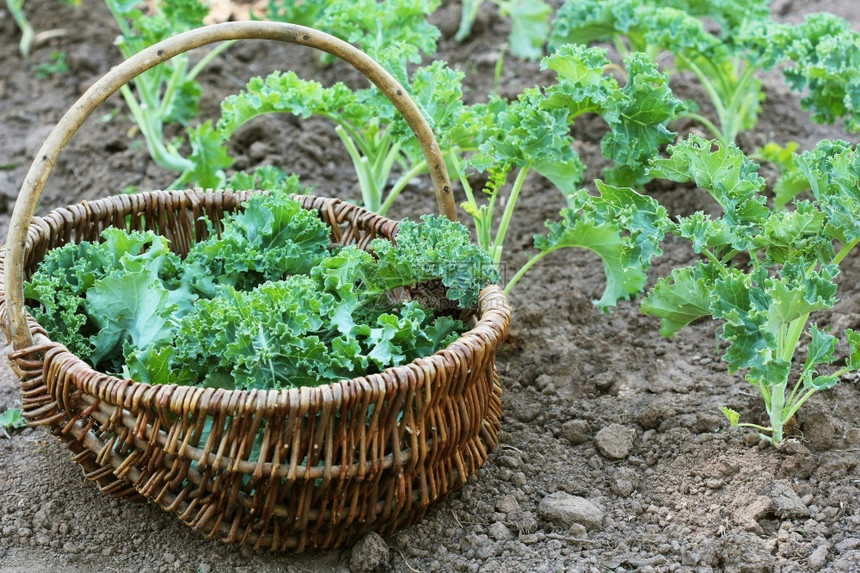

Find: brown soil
<box><xmin>1</xmin><ymin>1</ymin><xmax>859</xmax><ymax>572</ymax></box>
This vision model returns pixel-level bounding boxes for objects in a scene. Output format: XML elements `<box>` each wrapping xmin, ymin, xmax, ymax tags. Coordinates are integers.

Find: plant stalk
<box><xmin>491</xmin><ymin>164</ymin><xmax>530</xmax><ymax>266</ymax></box>
<box><xmin>379</xmin><ymin>159</ymin><xmax>428</xmax><ymax>216</ymax></box>
<box><xmin>7</xmin><ymin>0</ymin><xmax>33</xmax><ymax>57</ymax></box>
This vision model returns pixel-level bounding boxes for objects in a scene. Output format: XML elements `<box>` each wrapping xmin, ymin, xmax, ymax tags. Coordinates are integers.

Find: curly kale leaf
<box><xmin>796</xmin><ymin>141</ymin><xmax>860</xmax><ymax>245</ymax></box>
<box><xmin>640</xmin><ymin>261</ymin><xmax>720</xmax><ymax>337</ymax></box>
<box><xmin>171</xmin><ymin>278</ymin><xmax>465</xmax><ymax>390</ymax></box>
<box><xmin>474</xmin><ymin>86</ymin><xmax>584</xmax><ymax>198</ymax></box>
<box><xmin>25</xmin><ymin>229</ymin><xmax>193</xmax><ymax>371</ymax></box>
<box><xmin>218</xmin><ymin>72</ymin><xmax>360</xmax><ymax>138</ymax></box>
<box><xmin>316</xmin><ymin>0</ymin><xmax>440</xmax><ymax>81</ymax></box>
<box><xmin>550</xmin><ymin>0</ymin><xmax>729</xmax><ymax>60</ymax></box>
<box><xmin>184</xmin><ymin>189</ymin><xmax>330</xmax><ymax>296</ymax></box>
<box><xmin>542</xmin><ymin>44</ymin><xmax>682</xmax><ymax>187</ymax></box>
<box><xmin>371</xmin><ymin>215</ymin><xmax>499</xmax><ymax>308</ymax></box>
<box><xmin>650</xmin><ymin>135</ymin><xmax>768</xmax><ymax>229</ymax></box>
<box><xmin>533</xmin><ymin>182</ymin><xmax>669</xmax><ymax>312</ymax></box>
<box><xmin>776</xmin><ymin>13</ymin><xmax>860</xmax><ymax>132</ymax></box>
<box><xmin>226</xmin><ymin>168</ymin><xmax>304</xmax><ymax>194</ymax></box>
<box><xmin>599</xmin><ymin>51</ymin><xmax>683</xmax><ymax>186</ymax></box>
<box><xmin>24</xmin><ymin>241</ymin><xmax>105</xmax><ymax>360</ymax></box>
<box><xmin>172</xmin><ymin>277</ymin><xmax>335</xmax><ymax>389</ymax></box>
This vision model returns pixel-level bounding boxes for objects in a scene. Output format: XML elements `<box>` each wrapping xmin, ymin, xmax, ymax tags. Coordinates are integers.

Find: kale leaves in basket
<box><xmin>24</xmin><ymin>190</ymin><xmax>498</xmax><ymax>390</ymax></box>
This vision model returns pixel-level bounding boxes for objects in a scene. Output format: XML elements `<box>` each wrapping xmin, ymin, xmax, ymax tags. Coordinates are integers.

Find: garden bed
<box><xmin>0</xmin><ymin>1</ymin><xmax>858</xmax><ymax>572</ymax></box>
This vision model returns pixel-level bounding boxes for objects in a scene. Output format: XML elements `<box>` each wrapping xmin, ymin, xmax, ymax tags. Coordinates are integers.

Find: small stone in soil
<box><xmin>735</xmin><ymin>496</ymin><xmax>773</xmax><ymax>533</ymax></box>
<box><xmin>349</xmin><ymin>532</ymin><xmax>389</xmax><ymax>573</ymax></box>
<box><xmin>767</xmin><ymin>481</ymin><xmax>810</xmax><ymax>519</ymax></box>
<box><xmin>781</xmin><ymin>452</ymin><xmax>817</xmax><ymax>478</ymax></box>
<box><xmin>511</xmin><ymin>511</ymin><xmax>538</xmax><ymax>534</ymax></box>
<box><xmin>610</xmin><ymin>467</ymin><xmax>640</xmax><ymax>497</ymax></box>
<box><xmin>538</xmin><ymin>492</ymin><xmax>604</xmax><ymax>530</ymax></box>
<box><xmin>488</xmin><ymin>522</ymin><xmax>514</xmax><ymax>541</ymax></box>
<box><xmin>248</xmin><ymin>141</ymin><xmax>271</xmax><ymax>162</ymax></box>
<box><xmin>495</xmin><ymin>494</ymin><xmax>520</xmax><ymax>515</ymax></box>
<box><xmin>695</xmin><ymin>413</ymin><xmax>723</xmax><ymax>433</ymax></box>
<box><xmin>681</xmin><ymin>548</ymin><xmax>700</xmax><ymax>566</ymax></box>
<box><xmin>834</xmin><ymin>538</ymin><xmax>860</xmax><ymax>552</ymax></box>
<box><xmin>807</xmin><ymin>545</ymin><xmax>829</xmax><ymax>570</ymax></box>
<box><xmin>560</xmin><ymin>419</ymin><xmax>591</xmax><ymax>445</ymax></box>
<box><xmin>636</xmin><ymin>402</ymin><xmax>676</xmax><ymax>430</ymax></box>
<box><xmin>515</xmin><ymin>403</ymin><xmax>542</xmax><ymax>422</ymax></box>
<box><xmin>594</xmin><ymin>424</ymin><xmax>636</xmax><ymax>459</ymax></box>
<box><xmin>567</xmin><ymin>523</ymin><xmax>588</xmax><ymax>538</ymax></box>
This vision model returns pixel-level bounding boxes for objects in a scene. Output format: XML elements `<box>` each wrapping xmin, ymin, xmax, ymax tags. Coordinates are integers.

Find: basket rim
<box><xmin>0</xmin><ymin>189</ymin><xmax>512</xmax><ymax>417</ymax></box>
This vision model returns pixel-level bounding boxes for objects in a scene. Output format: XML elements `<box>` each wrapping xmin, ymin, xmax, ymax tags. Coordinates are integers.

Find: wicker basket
<box><xmin>0</xmin><ymin>23</ymin><xmax>511</xmax><ymax>551</ymax></box>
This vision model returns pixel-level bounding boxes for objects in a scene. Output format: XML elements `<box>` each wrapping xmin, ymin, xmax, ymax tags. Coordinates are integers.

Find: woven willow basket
<box><xmin>0</xmin><ymin>23</ymin><xmax>511</xmax><ymax>551</ymax></box>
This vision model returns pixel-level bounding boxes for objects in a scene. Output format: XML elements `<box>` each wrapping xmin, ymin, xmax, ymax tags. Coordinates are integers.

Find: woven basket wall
<box><xmin>0</xmin><ymin>189</ymin><xmax>510</xmax><ymax>551</ymax></box>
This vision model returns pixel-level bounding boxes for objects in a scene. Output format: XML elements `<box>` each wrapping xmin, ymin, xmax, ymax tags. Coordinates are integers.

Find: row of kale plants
<box><xmin>12</xmin><ymin>0</ymin><xmax>860</xmax><ymax>446</ymax></box>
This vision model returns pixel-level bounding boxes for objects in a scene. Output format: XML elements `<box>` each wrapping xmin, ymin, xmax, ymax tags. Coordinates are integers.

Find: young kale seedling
<box><xmin>457</xmin><ymin>43</ymin><xmax>679</xmax><ymax>303</ymax></box>
<box><xmin>105</xmin><ymin>0</ymin><xmax>234</xmax><ymax>188</ymax></box>
<box><xmin>216</xmin><ymin>59</ymin><xmax>471</xmax><ymax>214</ymax></box>
<box><xmin>638</xmin><ymin>135</ymin><xmax>860</xmax><ymax>446</ymax></box>
<box><xmin>32</xmin><ymin>51</ymin><xmax>68</xmax><ymax>78</ymax></box>
<box><xmin>187</xmin><ymin>0</ymin><xmax>452</xmax><ymax>208</ymax></box>
<box><xmin>550</xmin><ymin>0</ymin><xmax>860</xmax><ymax>145</ymax></box>
<box><xmin>0</xmin><ymin>407</ymin><xmax>26</xmax><ymax>438</ymax></box>
<box><xmin>6</xmin><ymin>0</ymin><xmax>79</xmax><ymax>57</ymax></box>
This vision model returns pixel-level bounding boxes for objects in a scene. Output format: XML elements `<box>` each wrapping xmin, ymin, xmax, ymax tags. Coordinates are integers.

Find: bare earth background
<box><xmin>1</xmin><ymin>1</ymin><xmax>859</xmax><ymax>572</ymax></box>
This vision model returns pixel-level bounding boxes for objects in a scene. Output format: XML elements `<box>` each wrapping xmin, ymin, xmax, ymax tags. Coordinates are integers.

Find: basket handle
<box><xmin>4</xmin><ymin>21</ymin><xmax>458</xmax><ymax>351</ymax></box>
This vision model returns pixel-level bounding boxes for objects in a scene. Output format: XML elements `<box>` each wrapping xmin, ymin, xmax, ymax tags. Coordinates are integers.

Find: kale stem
<box><xmin>157</xmin><ymin>57</ymin><xmax>188</xmax><ymax>119</ymax></box>
<box><xmin>105</xmin><ymin>0</ymin><xmax>134</xmax><ymax>44</ymax></box>
<box><xmin>679</xmin><ymin>55</ymin><xmax>730</xmax><ymax>143</ymax></box>
<box><xmin>449</xmin><ymin>153</ymin><xmax>476</xmax><ymax>208</ymax></box>
<box><xmin>785</xmin><ymin>373</ymin><xmax>807</xmax><ymax>419</ymax></box>
<box><xmin>455</xmin><ymin>0</ymin><xmax>484</xmax><ymax>42</ymax></box>
<box><xmin>722</xmin><ymin>63</ymin><xmax>759</xmax><ymax>144</ymax></box>
<box><xmin>120</xmin><ymin>85</ymin><xmax>191</xmax><ymax>173</ymax></box>
<box><xmin>504</xmin><ymin>246</ymin><xmax>554</xmax><ymax>295</ymax></box>
<box><xmin>7</xmin><ymin>0</ymin><xmax>33</xmax><ymax>57</ymax></box>
<box><xmin>492</xmin><ymin>43</ymin><xmax>507</xmax><ymax>96</ymax></box>
<box><xmin>677</xmin><ymin>112</ymin><xmax>727</xmax><ymax>146</ymax></box>
<box><xmin>187</xmin><ymin>41</ymin><xmax>234</xmax><ymax>81</ymax></box>
<box><xmin>781</xmin><ymin>388</ymin><xmax>816</xmax><ymax>432</ymax></box>
<box><xmin>449</xmin><ymin>153</ymin><xmax>494</xmax><ymax>252</ymax></box>
<box><xmin>701</xmin><ymin>248</ymin><xmax>730</xmax><ymax>275</ymax></box>
<box><xmin>781</xmin><ymin>314</ymin><xmax>809</xmax><ymax>363</ymax></box>
<box><xmin>336</xmin><ymin>125</ymin><xmax>377</xmax><ymax>210</ymax></box>
<box><xmin>733</xmin><ymin>421</ymin><xmax>773</xmax><ymax>433</ymax></box>
<box><xmin>833</xmin><ymin>238</ymin><xmax>859</xmax><ymax>265</ymax></box>
<box><xmin>492</xmin><ymin>164</ymin><xmax>531</xmax><ymax>266</ymax></box>
<box><xmin>769</xmin><ymin>383</ymin><xmax>787</xmax><ymax>444</ymax></box>
<box><xmin>612</xmin><ymin>36</ymin><xmax>630</xmax><ymax>59</ymax></box>
<box><xmin>379</xmin><ymin>159</ymin><xmax>428</xmax><ymax>216</ymax></box>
